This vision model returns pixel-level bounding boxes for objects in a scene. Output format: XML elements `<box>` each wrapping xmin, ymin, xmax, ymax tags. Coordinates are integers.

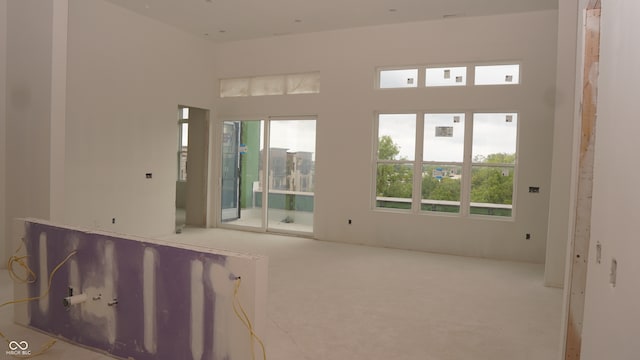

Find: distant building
<box><xmin>261</xmin><ymin>148</ymin><xmax>315</xmax><ymax>192</ymax></box>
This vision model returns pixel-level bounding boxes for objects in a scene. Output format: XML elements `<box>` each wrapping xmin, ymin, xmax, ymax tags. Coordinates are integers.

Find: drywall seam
<box><xmin>143</xmin><ymin>247</ymin><xmax>158</xmax><ymax>354</ymax></box>
<box><xmin>38</xmin><ymin>232</ymin><xmax>48</xmax><ymax>314</ymax></box>
<box><xmin>190</xmin><ymin>260</ymin><xmax>204</xmax><ymax>360</ymax></box>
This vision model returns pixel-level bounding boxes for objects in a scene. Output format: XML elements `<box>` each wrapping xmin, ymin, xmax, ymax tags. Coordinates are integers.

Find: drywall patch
<box><xmin>38</xmin><ymin>232</ymin><xmax>48</xmax><ymax>315</ymax></box>
<box><xmin>191</xmin><ymin>260</ymin><xmax>204</xmax><ymax>360</ymax></box>
<box><xmin>143</xmin><ymin>247</ymin><xmax>158</xmax><ymax>354</ymax></box>
<box><xmin>210</xmin><ymin>263</ymin><xmax>233</xmax><ymax>359</ymax></box>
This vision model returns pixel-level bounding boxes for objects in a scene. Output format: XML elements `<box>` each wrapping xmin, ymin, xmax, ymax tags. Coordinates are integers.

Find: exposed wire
<box><xmin>1</xmin><ymin>242</ymin><xmax>78</xmax><ymax>359</ymax></box>
<box><xmin>232</xmin><ymin>277</ymin><xmax>266</xmax><ymax>360</ymax></box>
<box><xmin>7</xmin><ymin>240</ymin><xmax>36</xmax><ymax>284</ymax></box>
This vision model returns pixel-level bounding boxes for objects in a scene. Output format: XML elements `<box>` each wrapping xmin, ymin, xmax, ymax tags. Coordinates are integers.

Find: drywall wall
<box><xmin>0</xmin><ymin>0</ymin><xmax>7</xmax><ymax>267</ymax></box>
<box><xmin>213</xmin><ymin>10</ymin><xmax>559</xmax><ymax>263</ymax></box>
<box><xmin>13</xmin><ymin>219</ymin><xmax>267</xmax><ymax>360</ymax></box>
<box><xmin>545</xmin><ymin>1</ymin><xmax>580</xmax><ymax>288</ymax></box>
<box><xmin>580</xmin><ymin>1</ymin><xmax>640</xmax><ymax>359</ymax></box>
<box><xmin>185</xmin><ymin>107</ymin><xmax>209</xmax><ymax>227</ymax></box>
<box><xmin>63</xmin><ymin>0</ymin><xmax>216</xmax><ymax>237</ymax></box>
<box><xmin>49</xmin><ymin>0</ymin><xmax>68</xmax><ymax>224</ymax></box>
<box><xmin>4</xmin><ymin>0</ymin><xmax>55</xmax><ymax>262</ymax></box>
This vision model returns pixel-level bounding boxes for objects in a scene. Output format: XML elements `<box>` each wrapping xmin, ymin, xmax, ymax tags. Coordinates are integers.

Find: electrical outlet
<box><xmin>525</xmin><ymin>233</ymin><xmax>531</xmax><ymax>240</ymax></box>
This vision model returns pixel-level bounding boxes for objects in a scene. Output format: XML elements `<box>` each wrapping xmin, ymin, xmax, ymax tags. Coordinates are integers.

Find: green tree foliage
<box><xmin>421</xmin><ymin>166</ymin><xmax>461</xmax><ymax>201</ymax></box>
<box><xmin>377</xmin><ymin>136</ymin><xmax>412</xmax><ymax>198</ymax></box>
<box><xmin>377</xmin><ymin>135</ymin><xmax>515</xmax><ymax>208</ymax></box>
<box><xmin>470</xmin><ymin>153</ymin><xmax>515</xmax><ymax>205</ymax></box>
<box><xmin>473</xmin><ymin>152</ymin><xmax>516</xmax><ymax>164</ymax></box>
<box><xmin>377</xmin><ymin>135</ymin><xmax>401</xmax><ymax>160</ymax></box>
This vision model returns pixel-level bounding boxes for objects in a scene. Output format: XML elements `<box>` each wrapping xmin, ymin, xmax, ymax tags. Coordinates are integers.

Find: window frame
<box><xmin>473</xmin><ymin>63</ymin><xmax>522</xmax><ymax>86</ymax></box>
<box><xmin>375</xmin><ymin>61</ymin><xmax>522</xmax><ymax>89</ymax></box>
<box><xmin>377</xmin><ymin>66</ymin><xmax>421</xmax><ymax>89</ymax></box>
<box><xmin>373</xmin><ymin>111</ymin><xmax>520</xmax><ymax>219</ymax></box>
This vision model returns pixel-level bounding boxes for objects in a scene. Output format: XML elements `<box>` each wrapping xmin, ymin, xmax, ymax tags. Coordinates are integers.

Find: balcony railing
<box><xmin>376</xmin><ymin>196</ymin><xmax>512</xmax><ymax>216</ymax></box>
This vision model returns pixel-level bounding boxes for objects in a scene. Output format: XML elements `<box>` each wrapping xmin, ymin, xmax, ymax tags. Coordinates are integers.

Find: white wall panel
<box><xmin>214</xmin><ymin>11</ymin><xmax>559</xmax><ymax>262</ymax></box>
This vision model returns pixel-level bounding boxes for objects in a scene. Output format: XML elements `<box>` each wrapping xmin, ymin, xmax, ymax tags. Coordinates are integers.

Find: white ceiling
<box><xmin>104</xmin><ymin>0</ymin><xmax>558</xmax><ymax>43</ymax></box>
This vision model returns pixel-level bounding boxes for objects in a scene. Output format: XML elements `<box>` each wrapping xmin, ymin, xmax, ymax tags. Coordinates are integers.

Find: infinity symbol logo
<box><xmin>8</xmin><ymin>340</ymin><xmax>29</xmax><ymax>351</ymax></box>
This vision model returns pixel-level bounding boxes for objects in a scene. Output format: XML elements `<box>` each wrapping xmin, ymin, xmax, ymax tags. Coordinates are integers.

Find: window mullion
<box><xmin>461</xmin><ymin>111</ymin><xmax>473</xmax><ymax>216</ymax></box>
<box><xmin>413</xmin><ymin>114</ymin><xmax>425</xmax><ymax>213</ymax></box>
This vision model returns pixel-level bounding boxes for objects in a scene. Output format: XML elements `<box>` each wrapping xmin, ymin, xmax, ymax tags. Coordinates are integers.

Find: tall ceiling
<box><xmin>104</xmin><ymin>0</ymin><xmax>558</xmax><ymax>43</ymax></box>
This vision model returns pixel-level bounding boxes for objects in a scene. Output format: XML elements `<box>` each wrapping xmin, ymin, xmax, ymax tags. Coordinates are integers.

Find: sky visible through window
<box><xmin>269</xmin><ymin>120</ymin><xmax>317</xmax><ymax>159</ymax></box>
<box><xmin>379</xmin><ymin>113</ymin><xmax>517</xmax><ymax>161</ymax></box>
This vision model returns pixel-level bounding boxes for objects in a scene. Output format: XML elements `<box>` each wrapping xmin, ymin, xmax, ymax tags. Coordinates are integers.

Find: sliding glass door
<box><xmin>220</xmin><ymin>118</ymin><xmax>316</xmax><ymax>234</ymax></box>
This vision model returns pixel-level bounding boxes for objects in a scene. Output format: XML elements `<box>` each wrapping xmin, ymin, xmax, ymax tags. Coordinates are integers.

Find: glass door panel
<box><xmin>267</xmin><ymin>119</ymin><xmax>316</xmax><ymax>233</ymax></box>
<box><xmin>221</xmin><ymin>122</ymin><xmax>240</xmax><ymax>221</ymax></box>
<box><xmin>220</xmin><ymin>120</ymin><xmax>264</xmax><ymax>228</ymax></box>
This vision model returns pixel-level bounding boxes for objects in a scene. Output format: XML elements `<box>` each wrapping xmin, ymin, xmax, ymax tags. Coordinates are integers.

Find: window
<box><xmin>376</xmin><ymin>63</ymin><xmax>521</xmax><ymax>88</ymax></box>
<box><xmin>177</xmin><ymin>108</ymin><xmax>189</xmax><ymax>181</ymax></box>
<box><xmin>425</xmin><ymin>67</ymin><xmax>467</xmax><ymax>87</ymax></box>
<box><xmin>220</xmin><ymin>78</ymin><xmax>250</xmax><ymax>98</ymax></box>
<box><xmin>422</xmin><ymin>114</ymin><xmax>465</xmax><ymax>213</ymax></box>
<box><xmin>250</xmin><ymin>75</ymin><xmax>285</xmax><ymax>96</ymax></box>
<box><xmin>379</xmin><ymin>69</ymin><xmax>419</xmax><ymax>88</ymax></box>
<box><xmin>376</xmin><ymin>114</ymin><xmax>416</xmax><ymax>210</ymax></box>
<box><xmin>220</xmin><ymin>72</ymin><xmax>320</xmax><ymax>98</ymax></box>
<box><xmin>374</xmin><ymin>112</ymin><xmax>518</xmax><ymax>217</ymax></box>
<box><xmin>286</xmin><ymin>72</ymin><xmax>321</xmax><ymax>94</ymax></box>
<box><xmin>474</xmin><ymin>64</ymin><xmax>520</xmax><ymax>85</ymax></box>
<box><xmin>470</xmin><ymin>113</ymin><xmax>518</xmax><ymax>216</ymax></box>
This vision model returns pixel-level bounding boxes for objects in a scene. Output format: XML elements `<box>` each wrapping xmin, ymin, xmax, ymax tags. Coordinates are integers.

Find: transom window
<box><xmin>377</xmin><ymin>63</ymin><xmax>520</xmax><ymax>88</ymax></box>
<box><xmin>220</xmin><ymin>72</ymin><xmax>320</xmax><ymax>98</ymax></box>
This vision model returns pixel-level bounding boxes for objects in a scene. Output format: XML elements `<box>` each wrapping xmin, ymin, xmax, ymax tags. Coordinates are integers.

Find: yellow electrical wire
<box><xmin>7</xmin><ymin>241</ymin><xmax>36</xmax><ymax>285</ymax></box>
<box><xmin>233</xmin><ymin>277</ymin><xmax>266</xmax><ymax>360</ymax></box>
<box><xmin>1</xmin><ymin>239</ymin><xmax>78</xmax><ymax>359</ymax></box>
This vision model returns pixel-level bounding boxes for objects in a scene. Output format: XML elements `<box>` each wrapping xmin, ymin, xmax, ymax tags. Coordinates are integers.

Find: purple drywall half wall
<box><xmin>17</xmin><ymin>220</ymin><xmax>266</xmax><ymax>360</ymax></box>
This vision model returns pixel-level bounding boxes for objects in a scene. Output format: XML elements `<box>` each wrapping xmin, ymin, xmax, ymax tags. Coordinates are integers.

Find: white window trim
<box><xmin>373</xmin><ymin>111</ymin><xmax>519</xmax><ymax>219</ymax></box>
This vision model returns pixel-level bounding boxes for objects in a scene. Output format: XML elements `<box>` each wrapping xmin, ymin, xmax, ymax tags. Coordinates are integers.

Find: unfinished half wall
<box><xmin>213</xmin><ymin>10</ymin><xmax>559</xmax><ymax>263</ymax></box>
<box><xmin>13</xmin><ymin>219</ymin><xmax>267</xmax><ymax>360</ymax></box>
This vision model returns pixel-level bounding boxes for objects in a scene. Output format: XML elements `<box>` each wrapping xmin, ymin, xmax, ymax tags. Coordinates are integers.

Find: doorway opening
<box><xmin>175</xmin><ymin>106</ymin><xmax>210</xmax><ymax>233</ymax></box>
<box><xmin>220</xmin><ymin>117</ymin><xmax>316</xmax><ymax>235</ymax></box>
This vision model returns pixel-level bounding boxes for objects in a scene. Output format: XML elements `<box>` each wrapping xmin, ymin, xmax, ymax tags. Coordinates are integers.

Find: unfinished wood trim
<box><xmin>564</xmin><ymin>6</ymin><xmax>601</xmax><ymax>360</ymax></box>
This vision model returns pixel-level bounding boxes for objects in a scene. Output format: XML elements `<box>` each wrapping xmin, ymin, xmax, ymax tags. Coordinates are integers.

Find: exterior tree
<box><xmin>471</xmin><ymin>153</ymin><xmax>515</xmax><ymax>205</ymax></box>
<box><xmin>377</xmin><ymin>135</ymin><xmax>515</xmax><ymax>210</ymax></box>
<box><xmin>376</xmin><ymin>136</ymin><xmax>412</xmax><ymax>200</ymax></box>
<box><xmin>377</xmin><ymin>135</ymin><xmax>401</xmax><ymax>160</ymax></box>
